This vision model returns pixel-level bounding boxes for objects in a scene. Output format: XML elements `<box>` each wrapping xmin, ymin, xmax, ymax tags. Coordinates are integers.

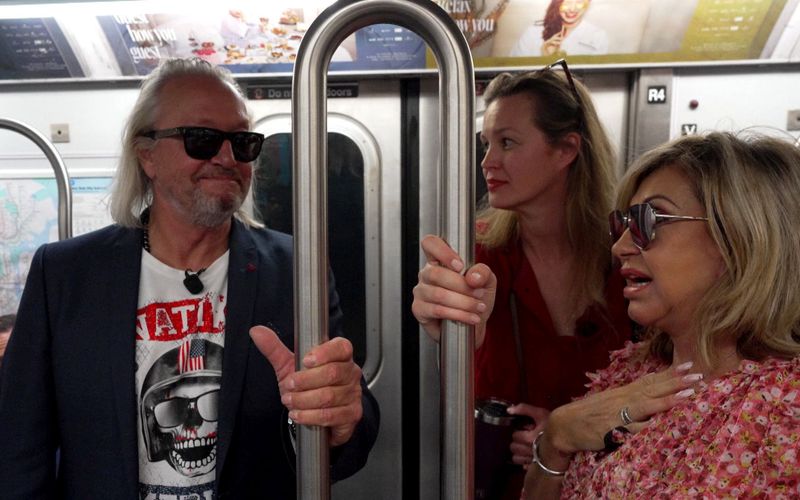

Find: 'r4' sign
<box><xmin>647</xmin><ymin>86</ymin><xmax>667</xmax><ymax>104</ymax></box>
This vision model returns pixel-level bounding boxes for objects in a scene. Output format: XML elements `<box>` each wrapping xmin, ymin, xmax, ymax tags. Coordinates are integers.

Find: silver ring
<box><xmin>620</xmin><ymin>406</ymin><xmax>634</xmax><ymax>425</ymax></box>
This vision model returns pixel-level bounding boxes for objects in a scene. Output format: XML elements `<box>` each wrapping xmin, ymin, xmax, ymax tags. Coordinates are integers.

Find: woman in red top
<box><xmin>413</xmin><ymin>61</ymin><xmax>631</xmax><ymax>498</ymax></box>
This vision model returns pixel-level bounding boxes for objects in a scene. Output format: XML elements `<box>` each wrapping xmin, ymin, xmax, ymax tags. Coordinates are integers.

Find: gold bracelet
<box><xmin>531</xmin><ymin>431</ymin><xmax>567</xmax><ymax>477</ymax></box>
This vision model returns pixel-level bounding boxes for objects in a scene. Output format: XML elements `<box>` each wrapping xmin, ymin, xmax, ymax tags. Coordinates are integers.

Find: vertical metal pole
<box><xmin>292</xmin><ymin>0</ymin><xmax>474</xmax><ymax>498</ymax></box>
<box><xmin>0</xmin><ymin>118</ymin><xmax>72</xmax><ymax>240</ymax></box>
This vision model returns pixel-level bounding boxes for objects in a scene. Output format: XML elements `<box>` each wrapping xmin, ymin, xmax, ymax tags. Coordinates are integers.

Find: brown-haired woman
<box><xmin>412</xmin><ymin>64</ymin><xmax>631</xmax><ymax>498</ymax></box>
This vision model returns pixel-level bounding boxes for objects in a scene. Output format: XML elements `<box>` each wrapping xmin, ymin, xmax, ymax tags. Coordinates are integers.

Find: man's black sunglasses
<box><xmin>142</xmin><ymin>126</ymin><xmax>265</xmax><ymax>163</ymax></box>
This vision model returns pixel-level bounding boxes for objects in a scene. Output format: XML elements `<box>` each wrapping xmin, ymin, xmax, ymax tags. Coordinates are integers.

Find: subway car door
<box><xmin>246</xmin><ymin>79</ymin><xmax>404</xmax><ymax>499</ymax></box>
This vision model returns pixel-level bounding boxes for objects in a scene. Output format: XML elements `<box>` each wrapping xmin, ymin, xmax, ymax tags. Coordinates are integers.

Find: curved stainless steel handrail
<box><xmin>0</xmin><ymin>118</ymin><xmax>72</xmax><ymax>240</ymax></box>
<box><xmin>292</xmin><ymin>0</ymin><xmax>475</xmax><ymax>498</ymax></box>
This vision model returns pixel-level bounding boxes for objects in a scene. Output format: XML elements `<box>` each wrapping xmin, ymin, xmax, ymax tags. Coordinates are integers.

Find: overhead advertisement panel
<box><xmin>0</xmin><ymin>17</ymin><xmax>83</xmax><ymax>79</ymax></box>
<box><xmin>0</xmin><ymin>0</ymin><xmax>797</xmax><ymax>81</ymax></box>
<box><xmin>441</xmin><ymin>0</ymin><xmax>796</xmax><ymax>67</ymax></box>
<box><xmin>96</xmin><ymin>7</ymin><xmax>426</xmax><ymax>75</ymax></box>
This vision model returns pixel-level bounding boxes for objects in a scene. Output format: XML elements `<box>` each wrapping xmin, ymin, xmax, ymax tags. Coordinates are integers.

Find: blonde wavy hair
<box><xmin>478</xmin><ymin>68</ymin><xmax>617</xmax><ymax>306</ymax></box>
<box><xmin>615</xmin><ymin>131</ymin><xmax>800</xmax><ymax>366</ymax></box>
<box><xmin>109</xmin><ymin>57</ymin><xmax>260</xmax><ymax>228</ymax></box>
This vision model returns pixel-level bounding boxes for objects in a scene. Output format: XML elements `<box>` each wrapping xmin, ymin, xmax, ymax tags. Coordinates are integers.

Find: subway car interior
<box><xmin>1</xmin><ymin>0</ymin><xmax>799</xmax><ymax>498</ymax></box>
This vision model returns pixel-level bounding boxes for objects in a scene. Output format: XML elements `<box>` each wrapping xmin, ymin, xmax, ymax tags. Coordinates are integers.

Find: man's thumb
<box><xmin>249</xmin><ymin>325</ymin><xmax>295</xmax><ymax>382</ymax></box>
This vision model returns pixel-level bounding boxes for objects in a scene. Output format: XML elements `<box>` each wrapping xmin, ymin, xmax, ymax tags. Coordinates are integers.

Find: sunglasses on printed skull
<box><xmin>152</xmin><ymin>389</ymin><xmax>219</xmax><ymax>428</ymax></box>
<box><xmin>609</xmin><ymin>202</ymin><xmax>708</xmax><ymax>250</ymax></box>
<box><xmin>142</xmin><ymin>126</ymin><xmax>265</xmax><ymax>163</ymax></box>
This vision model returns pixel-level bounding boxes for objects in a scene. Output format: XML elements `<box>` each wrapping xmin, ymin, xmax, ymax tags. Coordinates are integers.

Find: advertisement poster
<box><xmin>437</xmin><ymin>0</ymin><xmax>791</xmax><ymax>68</ymax></box>
<box><xmin>97</xmin><ymin>7</ymin><xmax>426</xmax><ymax>75</ymax></box>
<box><xmin>0</xmin><ymin>0</ymin><xmax>796</xmax><ymax>80</ymax></box>
<box><xmin>0</xmin><ymin>17</ymin><xmax>83</xmax><ymax>79</ymax></box>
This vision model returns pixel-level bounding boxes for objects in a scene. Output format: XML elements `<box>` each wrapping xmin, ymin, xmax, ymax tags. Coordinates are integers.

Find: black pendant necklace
<box><xmin>183</xmin><ymin>268</ymin><xmax>207</xmax><ymax>294</ymax></box>
<box><xmin>142</xmin><ymin>222</ymin><xmax>207</xmax><ymax>295</ymax></box>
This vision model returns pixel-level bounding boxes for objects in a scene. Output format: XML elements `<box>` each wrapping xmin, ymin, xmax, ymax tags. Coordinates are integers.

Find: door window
<box><xmin>252</xmin><ymin>133</ymin><xmax>367</xmax><ymax>367</ymax></box>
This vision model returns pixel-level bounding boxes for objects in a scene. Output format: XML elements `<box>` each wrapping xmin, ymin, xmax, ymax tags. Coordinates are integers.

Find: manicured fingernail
<box><xmin>305</xmin><ymin>354</ymin><xmax>317</xmax><ymax>367</ymax></box>
<box><xmin>471</xmin><ymin>272</ymin><xmax>482</xmax><ymax>281</ymax></box>
<box><xmin>282</xmin><ymin>378</ymin><xmax>295</xmax><ymax>391</ymax></box>
<box><xmin>477</xmin><ymin>302</ymin><xmax>487</xmax><ymax>312</ymax></box>
<box><xmin>683</xmin><ymin>373</ymin><xmax>703</xmax><ymax>383</ymax></box>
<box><xmin>289</xmin><ymin>410</ymin><xmax>299</xmax><ymax>420</ymax></box>
<box><xmin>676</xmin><ymin>388</ymin><xmax>695</xmax><ymax>398</ymax></box>
<box><xmin>451</xmin><ymin>259</ymin><xmax>464</xmax><ymax>271</ymax></box>
<box><xmin>470</xmin><ymin>314</ymin><xmax>481</xmax><ymax>324</ymax></box>
<box><xmin>473</xmin><ymin>288</ymin><xmax>485</xmax><ymax>299</ymax></box>
<box><xmin>281</xmin><ymin>394</ymin><xmax>292</xmax><ymax>406</ymax></box>
<box><xmin>675</xmin><ymin>361</ymin><xmax>694</xmax><ymax>372</ymax></box>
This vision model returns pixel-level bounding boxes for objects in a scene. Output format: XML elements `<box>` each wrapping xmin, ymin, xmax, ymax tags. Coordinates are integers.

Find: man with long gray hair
<box><xmin>0</xmin><ymin>57</ymin><xmax>379</xmax><ymax>499</ymax></box>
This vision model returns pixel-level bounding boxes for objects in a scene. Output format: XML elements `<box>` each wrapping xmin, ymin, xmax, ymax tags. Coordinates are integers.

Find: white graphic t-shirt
<box><xmin>135</xmin><ymin>249</ymin><xmax>229</xmax><ymax>499</ymax></box>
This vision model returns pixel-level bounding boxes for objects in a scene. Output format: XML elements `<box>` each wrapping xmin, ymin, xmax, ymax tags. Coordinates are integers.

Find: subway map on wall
<box><xmin>0</xmin><ymin>179</ymin><xmax>58</xmax><ymax>316</ymax></box>
<box><xmin>0</xmin><ymin>177</ymin><xmax>112</xmax><ymax>316</ymax></box>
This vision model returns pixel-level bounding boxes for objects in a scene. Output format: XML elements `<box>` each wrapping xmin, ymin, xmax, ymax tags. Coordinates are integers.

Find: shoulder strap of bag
<box><xmin>509</xmin><ymin>292</ymin><xmax>529</xmax><ymax>401</ymax></box>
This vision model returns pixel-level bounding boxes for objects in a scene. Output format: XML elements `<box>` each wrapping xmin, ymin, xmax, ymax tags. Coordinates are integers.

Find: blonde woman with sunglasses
<box><xmin>413</xmin><ymin>61</ymin><xmax>631</xmax><ymax>498</ymax></box>
<box><xmin>523</xmin><ymin>131</ymin><xmax>800</xmax><ymax>498</ymax></box>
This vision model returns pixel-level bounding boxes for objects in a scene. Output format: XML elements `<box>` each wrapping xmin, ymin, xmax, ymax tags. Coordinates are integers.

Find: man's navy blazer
<box><xmin>0</xmin><ymin>219</ymin><xmax>379</xmax><ymax>499</ymax></box>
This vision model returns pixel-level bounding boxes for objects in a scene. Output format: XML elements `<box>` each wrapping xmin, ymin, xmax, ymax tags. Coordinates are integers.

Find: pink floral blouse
<box><xmin>561</xmin><ymin>342</ymin><xmax>800</xmax><ymax>499</ymax></box>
